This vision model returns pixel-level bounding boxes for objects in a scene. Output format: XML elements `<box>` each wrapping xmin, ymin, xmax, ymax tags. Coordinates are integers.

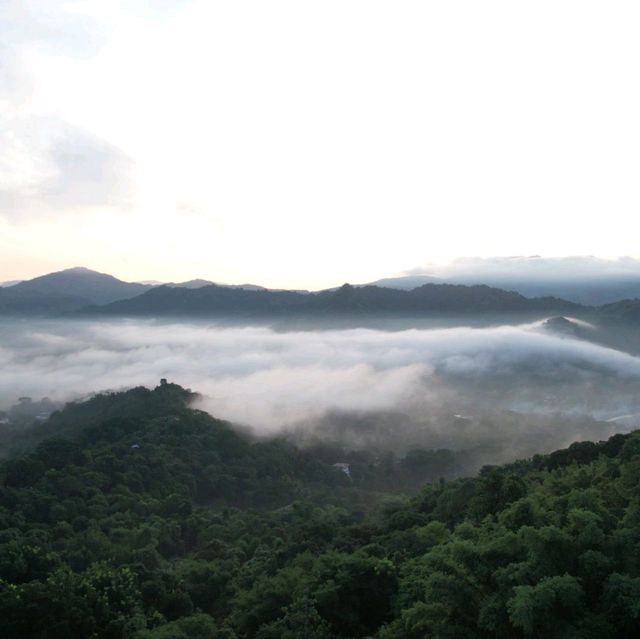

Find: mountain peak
<box><xmin>67</xmin><ymin>266</ymin><xmax>93</xmax><ymax>272</ymax></box>
<box><xmin>11</xmin><ymin>267</ymin><xmax>153</xmax><ymax>306</ymax></box>
<box><xmin>59</xmin><ymin>266</ymin><xmax>112</xmax><ymax>277</ymax></box>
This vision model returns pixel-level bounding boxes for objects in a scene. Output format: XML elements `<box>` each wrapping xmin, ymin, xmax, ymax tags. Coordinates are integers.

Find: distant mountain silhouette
<box><xmin>82</xmin><ymin>281</ymin><xmax>582</xmax><ymax>318</ymax></box>
<box><xmin>83</xmin><ymin>283</ymin><xmax>311</xmax><ymax>316</ymax></box>
<box><xmin>0</xmin><ymin>287</ymin><xmax>90</xmax><ymax>315</ymax></box>
<box><xmin>596</xmin><ymin>299</ymin><xmax>640</xmax><ymax>323</ymax></box>
<box><xmin>9</xmin><ymin>267</ymin><xmax>153</xmax><ymax>306</ymax></box>
<box><xmin>170</xmin><ymin>279</ymin><xmax>266</xmax><ymax>290</ymax></box>
<box><xmin>366</xmin><ymin>274</ymin><xmax>442</xmax><ymax>289</ymax></box>
<box><xmin>394</xmin><ymin>257</ymin><xmax>640</xmax><ymax>304</ymax></box>
<box><xmin>379</xmin><ymin>272</ymin><xmax>640</xmax><ymax>305</ymax></box>
<box><xmin>6</xmin><ymin>267</ymin><xmax>640</xmax><ymax>323</ymax></box>
<box><xmin>451</xmin><ymin>277</ymin><xmax>640</xmax><ymax>306</ymax></box>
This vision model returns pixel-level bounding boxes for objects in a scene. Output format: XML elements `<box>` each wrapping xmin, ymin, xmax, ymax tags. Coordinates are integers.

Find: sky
<box><xmin>1</xmin><ymin>1</ymin><xmax>640</xmax><ymax>289</ymax></box>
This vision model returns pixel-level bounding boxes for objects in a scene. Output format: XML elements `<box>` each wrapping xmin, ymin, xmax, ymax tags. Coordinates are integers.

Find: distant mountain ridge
<box><xmin>169</xmin><ymin>279</ymin><xmax>267</xmax><ymax>290</ymax></box>
<box><xmin>8</xmin><ymin>267</ymin><xmax>153</xmax><ymax>305</ymax></box>
<box><xmin>597</xmin><ymin>298</ymin><xmax>640</xmax><ymax>323</ymax></box>
<box><xmin>375</xmin><ymin>256</ymin><xmax>640</xmax><ymax>304</ymax></box>
<box><xmin>3</xmin><ymin>266</ymin><xmax>640</xmax><ymax>324</ymax></box>
<box><xmin>81</xmin><ymin>281</ymin><xmax>582</xmax><ymax>318</ymax></box>
<box><xmin>367</xmin><ymin>274</ymin><xmax>640</xmax><ymax>305</ymax></box>
<box><xmin>367</xmin><ymin>274</ymin><xmax>443</xmax><ymax>289</ymax></box>
<box><xmin>0</xmin><ymin>288</ymin><xmax>90</xmax><ymax>315</ymax></box>
<box><xmin>0</xmin><ymin>267</ymin><xmax>290</xmax><ymax>316</ymax></box>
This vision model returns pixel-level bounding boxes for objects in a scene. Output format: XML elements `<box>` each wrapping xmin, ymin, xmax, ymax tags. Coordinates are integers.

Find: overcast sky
<box><xmin>1</xmin><ymin>1</ymin><xmax>639</xmax><ymax>288</ymax></box>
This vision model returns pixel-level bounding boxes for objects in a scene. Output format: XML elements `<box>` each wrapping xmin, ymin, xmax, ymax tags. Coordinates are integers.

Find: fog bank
<box><xmin>2</xmin><ymin>318</ymin><xmax>640</xmax><ymax>441</ymax></box>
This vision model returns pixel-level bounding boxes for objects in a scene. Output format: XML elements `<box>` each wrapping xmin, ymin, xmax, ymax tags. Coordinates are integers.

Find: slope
<box><xmin>1</xmin><ymin>384</ymin><xmax>640</xmax><ymax>638</ymax></box>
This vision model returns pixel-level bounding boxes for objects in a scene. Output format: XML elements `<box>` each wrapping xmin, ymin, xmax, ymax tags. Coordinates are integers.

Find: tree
<box><xmin>508</xmin><ymin>575</ymin><xmax>585</xmax><ymax>637</ymax></box>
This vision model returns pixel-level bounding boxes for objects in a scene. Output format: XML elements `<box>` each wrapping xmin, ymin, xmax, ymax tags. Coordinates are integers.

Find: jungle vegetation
<box><xmin>1</xmin><ymin>383</ymin><xmax>640</xmax><ymax>638</ymax></box>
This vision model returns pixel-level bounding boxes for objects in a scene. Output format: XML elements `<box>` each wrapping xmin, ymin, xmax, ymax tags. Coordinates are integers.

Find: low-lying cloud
<box><xmin>2</xmin><ymin>319</ymin><xmax>640</xmax><ymax>440</ymax></box>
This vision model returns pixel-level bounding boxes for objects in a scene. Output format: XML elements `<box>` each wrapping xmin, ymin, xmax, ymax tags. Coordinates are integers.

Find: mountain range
<box><xmin>0</xmin><ymin>268</ymin><xmax>268</xmax><ymax>314</ymax></box>
<box><xmin>1</xmin><ymin>266</ymin><xmax>640</xmax><ymax>324</ymax></box>
<box><xmin>375</xmin><ymin>257</ymin><xmax>640</xmax><ymax>304</ymax></box>
<box><xmin>82</xmin><ymin>281</ymin><xmax>582</xmax><ymax>318</ymax></box>
<box><xmin>367</xmin><ymin>273</ymin><xmax>640</xmax><ymax>306</ymax></box>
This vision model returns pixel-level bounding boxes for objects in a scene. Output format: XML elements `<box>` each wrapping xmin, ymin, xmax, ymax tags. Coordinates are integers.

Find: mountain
<box><xmin>597</xmin><ymin>298</ymin><xmax>640</xmax><ymax>321</ymax></box>
<box><xmin>396</xmin><ymin>257</ymin><xmax>640</xmax><ymax>304</ymax></box>
<box><xmin>134</xmin><ymin>279</ymin><xmax>268</xmax><ymax>290</ymax></box>
<box><xmin>0</xmin><ymin>287</ymin><xmax>90</xmax><ymax>315</ymax></box>
<box><xmin>0</xmin><ymin>267</ymin><xmax>156</xmax><ymax>315</ymax></box>
<box><xmin>366</xmin><ymin>274</ymin><xmax>443</xmax><ymax>289</ymax></box>
<box><xmin>364</xmin><ymin>273</ymin><xmax>640</xmax><ymax>305</ymax></box>
<box><xmin>0</xmin><ymin>280</ymin><xmax>22</xmax><ymax>287</ymax></box>
<box><xmin>82</xmin><ymin>281</ymin><xmax>582</xmax><ymax>318</ymax></box>
<box><xmin>170</xmin><ymin>279</ymin><xmax>266</xmax><ymax>290</ymax></box>
<box><xmin>8</xmin><ymin>267</ymin><xmax>153</xmax><ymax>306</ymax></box>
<box><xmin>83</xmin><ymin>282</ymin><xmax>312</xmax><ymax>316</ymax></box>
<box><xmin>171</xmin><ymin>278</ymin><xmax>214</xmax><ymax>288</ymax></box>
<box><xmin>321</xmin><ymin>283</ymin><xmax>581</xmax><ymax>314</ymax></box>
<box><xmin>452</xmin><ymin>276</ymin><xmax>640</xmax><ymax>306</ymax></box>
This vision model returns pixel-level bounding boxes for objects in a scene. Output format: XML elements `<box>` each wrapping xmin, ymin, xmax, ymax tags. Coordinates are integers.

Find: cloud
<box><xmin>0</xmin><ymin>2</ymin><xmax>134</xmax><ymax>222</ymax></box>
<box><xmin>2</xmin><ymin>319</ymin><xmax>640</xmax><ymax>434</ymax></box>
<box><xmin>0</xmin><ymin>1</ymin><xmax>107</xmax><ymax>59</ymax></box>
<box><xmin>0</xmin><ymin>0</ymin><xmax>106</xmax><ymax>112</ymax></box>
<box><xmin>0</xmin><ymin>117</ymin><xmax>135</xmax><ymax>220</ymax></box>
<box><xmin>406</xmin><ymin>256</ymin><xmax>640</xmax><ymax>283</ymax></box>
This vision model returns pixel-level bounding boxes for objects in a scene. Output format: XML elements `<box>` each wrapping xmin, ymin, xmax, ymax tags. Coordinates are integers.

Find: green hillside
<box><xmin>1</xmin><ymin>384</ymin><xmax>639</xmax><ymax>638</ymax></box>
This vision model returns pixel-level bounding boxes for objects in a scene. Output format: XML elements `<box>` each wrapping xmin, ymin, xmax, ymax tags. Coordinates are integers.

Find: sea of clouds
<box><xmin>2</xmin><ymin>318</ymin><xmax>640</xmax><ymax>435</ymax></box>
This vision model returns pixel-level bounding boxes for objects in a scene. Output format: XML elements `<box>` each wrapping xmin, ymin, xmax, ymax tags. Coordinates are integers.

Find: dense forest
<box><xmin>1</xmin><ymin>383</ymin><xmax>640</xmax><ymax>638</ymax></box>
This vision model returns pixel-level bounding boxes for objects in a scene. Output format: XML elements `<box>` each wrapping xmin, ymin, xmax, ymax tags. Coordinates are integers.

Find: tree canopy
<box><xmin>1</xmin><ymin>383</ymin><xmax>640</xmax><ymax>638</ymax></box>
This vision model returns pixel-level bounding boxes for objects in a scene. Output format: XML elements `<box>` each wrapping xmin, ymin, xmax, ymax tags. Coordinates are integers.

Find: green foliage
<box><xmin>507</xmin><ymin>575</ymin><xmax>585</xmax><ymax>637</ymax></box>
<box><xmin>2</xmin><ymin>384</ymin><xmax>640</xmax><ymax>638</ymax></box>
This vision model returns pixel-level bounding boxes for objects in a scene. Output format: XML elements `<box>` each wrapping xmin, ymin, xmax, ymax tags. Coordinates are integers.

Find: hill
<box><xmin>171</xmin><ymin>279</ymin><xmax>267</xmax><ymax>291</ymax></box>
<box><xmin>1</xmin><ymin>383</ymin><xmax>640</xmax><ymax>637</ymax></box>
<box><xmin>597</xmin><ymin>298</ymin><xmax>640</xmax><ymax>323</ymax></box>
<box><xmin>0</xmin><ymin>286</ymin><xmax>90</xmax><ymax>314</ymax></box>
<box><xmin>366</xmin><ymin>274</ymin><xmax>443</xmax><ymax>289</ymax></box>
<box><xmin>83</xmin><ymin>282</ymin><xmax>582</xmax><ymax>319</ymax></box>
<box><xmin>83</xmin><ymin>283</ymin><xmax>312</xmax><ymax>316</ymax></box>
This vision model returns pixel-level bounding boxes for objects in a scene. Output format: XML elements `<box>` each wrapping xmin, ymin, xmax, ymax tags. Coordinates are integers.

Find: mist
<box><xmin>1</xmin><ymin>317</ymin><xmax>639</xmax><ymax>463</ymax></box>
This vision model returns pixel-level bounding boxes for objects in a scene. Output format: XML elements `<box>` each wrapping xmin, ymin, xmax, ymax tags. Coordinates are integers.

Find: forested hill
<box><xmin>83</xmin><ymin>282</ymin><xmax>581</xmax><ymax>318</ymax></box>
<box><xmin>1</xmin><ymin>384</ymin><xmax>640</xmax><ymax>638</ymax></box>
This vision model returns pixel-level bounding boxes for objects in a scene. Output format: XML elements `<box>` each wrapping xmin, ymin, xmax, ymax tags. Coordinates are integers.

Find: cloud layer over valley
<box><xmin>2</xmin><ymin>318</ymin><xmax>640</xmax><ymax>461</ymax></box>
